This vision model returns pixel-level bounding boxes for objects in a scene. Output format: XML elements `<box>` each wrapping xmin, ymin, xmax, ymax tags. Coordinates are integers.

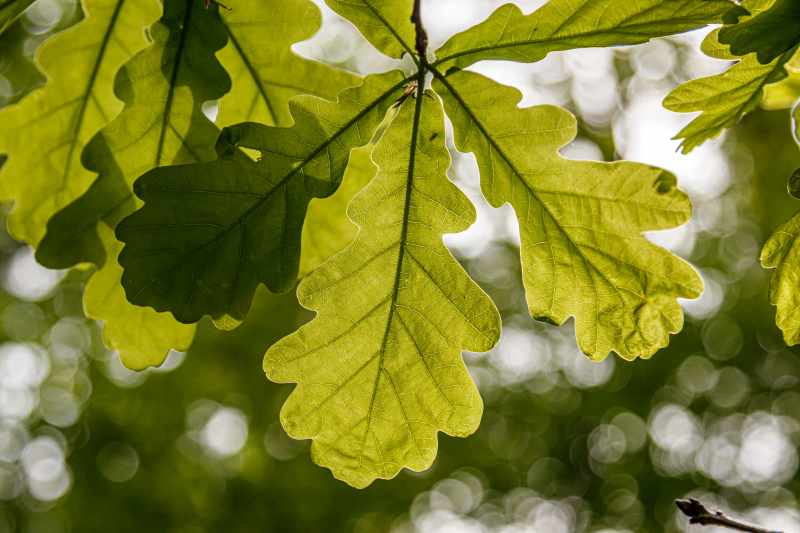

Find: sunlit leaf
<box><xmin>324</xmin><ymin>0</ymin><xmax>415</xmax><ymax>59</ymax></box>
<box><xmin>762</xmin><ymin>210</ymin><xmax>800</xmax><ymax>345</ymax></box>
<box><xmin>0</xmin><ymin>0</ymin><xmax>36</xmax><ymax>34</ymax></box>
<box><xmin>435</xmin><ymin>70</ymin><xmax>702</xmax><ymax>360</ymax></box>
<box><xmin>663</xmin><ymin>0</ymin><xmax>798</xmax><ymax>152</ymax></box>
<box><xmin>300</xmin><ymin>146</ymin><xmax>375</xmax><ymax>277</ymax></box>
<box><xmin>0</xmin><ymin>0</ymin><xmax>160</xmax><ymax>246</ymax></box>
<box><xmin>434</xmin><ymin>0</ymin><xmax>735</xmax><ymax>71</ymax></box>
<box><xmin>217</xmin><ymin>0</ymin><xmax>359</xmax><ymax>128</ymax></box>
<box><xmin>36</xmin><ymin>0</ymin><xmax>233</xmax><ymax>367</ymax></box>
<box><xmin>718</xmin><ymin>0</ymin><xmax>800</xmax><ymax>64</ymax></box>
<box><xmin>264</xmin><ymin>91</ymin><xmax>500</xmax><ymax>488</ymax></box>
<box><xmin>116</xmin><ymin>71</ymin><xmax>410</xmax><ymax>323</ymax></box>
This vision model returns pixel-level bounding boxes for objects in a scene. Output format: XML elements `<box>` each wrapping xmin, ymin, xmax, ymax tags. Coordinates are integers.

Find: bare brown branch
<box><xmin>676</xmin><ymin>499</ymin><xmax>782</xmax><ymax>533</ymax></box>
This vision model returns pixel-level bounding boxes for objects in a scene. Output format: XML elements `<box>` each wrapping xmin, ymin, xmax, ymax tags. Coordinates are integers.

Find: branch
<box><xmin>676</xmin><ymin>499</ymin><xmax>782</xmax><ymax>533</ymax></box>
<box><xmin>411</xmin><ymin>0</ymin><xmax>428</xmax><ymax>59</ymax></box>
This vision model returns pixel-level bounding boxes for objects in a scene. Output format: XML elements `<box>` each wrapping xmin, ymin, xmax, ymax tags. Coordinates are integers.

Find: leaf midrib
<box><xmin>433</xmin><ymin>12</ymin><xmax>724</xmax><ymax>67</ymax></box>
<box><xmin>224</xmin><ymin>22</ymin><xmax>278</xmax><ymax>124</ymax></box>
<box><xmin>59</xmin><ymin>0</ymin><xmax>126</xmax><ymax>194</ymax></box>
<box><xmin>126</xmin><ymin>76</ymin><xmax>411</xmax><ymax>312</ymax></box>
<box><xmin>432</xmin><ymin>68</ymin><xmax>697</xmax><ymax>317</ymax></box>
<box><xmin>362</xmin><ymin>69</ymin><xmax>426</xmax><ymax>460</ymax></box>
<box><xmin>155</xmin><ymin>1</ymin><xmax>194</xmax><ymax>166</ymax></box>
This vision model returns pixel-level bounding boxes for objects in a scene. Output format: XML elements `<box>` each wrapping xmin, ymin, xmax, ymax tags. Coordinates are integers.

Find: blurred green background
<box><xmin>1</xmin><ymin>1</ymin><xmax>800</xmax><ymax>532</ymax></box>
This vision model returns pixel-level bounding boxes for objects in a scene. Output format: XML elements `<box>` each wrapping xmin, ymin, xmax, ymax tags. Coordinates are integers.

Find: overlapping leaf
<box><xmin>36</xmin><ymin>0</ymin><xmax>233</xmax><ymax>367</ymax></box>
<box><xmin>663</xmin><ymin>0</ymin><xmax>797</xmax><ymax>153</ymax></box>
<box><xmin>0</xmin><ymin>0</ymin><xmax>36</xmax><ymax>34</ymax></box>
<box><xmin>718</xmin><ymin>0</ymin><xmax>800</xmax><ymax>64</ymax></box>
<box><xmin>300</xmin><ymin>146</ymin><xmax>376</xmax><ymax>276</ymax></box>
<box><xmin>762</xmin><ymin>211</ymin><xmax>800</xmax><ymax>345</ymax></box>
<box><xmin>435</xmin><ymin>70</ymin><xmax>702</xmax><ymax>360</ymax></box>
<box><xmin>216</xmin><ymin>0</ymin><xmax>359</xmax><ymax>128</ymax></box>
<box><xmin>324</xmin><ymin>0</ymin><xmax>415</xmax><ymax>59</ymax></box>
<box><xmin>0</xmin><ymin>0</ymin><xmax>160</xmax><ymax>246</ymax></box>
<box><xmin>116</xmin><ymin>71</ymin><xmax>409</xmax><ymax>323</ymax></box>
<box><xmin>264</xmin><ymin>92</ymin><xmax>500</xmax><ymax>488</ymax></box>
<box><xmin>762</xmin><ymin>50</ymin><xmax>800</xmax><ymax>110</ymax></box>
<box><xmin>434</xmin><ymin>0</ymin><xmax>736</xmax><ymax>70</ymax></box>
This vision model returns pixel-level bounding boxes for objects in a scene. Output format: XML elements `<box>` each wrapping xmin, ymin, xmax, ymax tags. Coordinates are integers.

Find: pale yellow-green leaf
<box><xmin>435</xmin><ymin>70</ymin><xmax>702</xmax><ymax>360</ymax></box>
<box><xmin>434</xmin><ymin>0</ymin><xmax>735</xmax><ymax>71</ymax></box>
<box><xmin>324</xmin><ymin>0</ymin><xmax>415</xmax><ymax>59</ymax></box>
<box><xmin>761</xmin><ymin>211</ymin><xmax>800</xmax><ymax>345</ymax></box>
<box><xmin>664</xmin><ymin>1</ymin><xmax>795</xmax><ymax>152</ymax></box>
<box><xmin>0</xmin><ymin>0</ymin><xmax>160</xmax><ymax>246</ymax></box>
<box><xmin>217</xmin><ymin>0</ymin><xmax>359</xmax><ymax>128</ymax></box>
<box><xmin>36</xmin><ymin>0</ymin><xmax>233</xmax><ymax>367</ymax></box>
<box><xmin>300</xmin><ymin>146</ymin><xmax>375</xmax><ymax>277</ymax></box>
<box><xmin>86</xmin><ymin>226</ymin><xmax>194</xmax><ymax>370</ymax></box>
<box><xmin>264</xmin><ymin>91</ymin><xmax>501</xmax><ymax>488</ymax></box>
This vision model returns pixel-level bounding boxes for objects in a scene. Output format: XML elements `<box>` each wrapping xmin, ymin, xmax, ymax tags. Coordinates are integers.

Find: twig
<box><xmin>411</xmin><ymin>0</ymin><xmax>428</xmax><ymax>59</ymax></box>
<box><xmin>676</xmin><ymin>499</ymin><xmax>782</xmax><ymax>533</ymax></box>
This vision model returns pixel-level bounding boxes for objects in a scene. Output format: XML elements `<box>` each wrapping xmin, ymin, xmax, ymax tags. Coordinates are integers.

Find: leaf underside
<box><xmin>0</xmin><ymin>0</ymin><xmax>160</xmax><ymax>247</ymax></box>
<box><xmin>436</xmin><ymin>70</ymin><xmax>702</xmax><ymax>360</ymax></box>
<box><xmin>434</xmin><ymin>0</ymin><xmax>737</xmax><ymax>70</ymax></box>
<box><xmin>264</xmin><ymin>92</ymin><xmax>501</xmax><ymax>489</ymax></box>
<box><xmin>116</xmin><ymin>71</ymin><xmax>408</xmax><ymax>324</ymax></box>
<box><xmin>663</xmin><ymin>0</ymin><xmax>798</xmax><ymax>153</ymax></box>
<box><xmin>2</xmin><ymin>0</ymin><xmax>730</xmax><ymax>487</ymax></box>
<box><xmin>762</xmin><ymin>212</ymin><xmax>800</xmax><ymax>346</ymax></box>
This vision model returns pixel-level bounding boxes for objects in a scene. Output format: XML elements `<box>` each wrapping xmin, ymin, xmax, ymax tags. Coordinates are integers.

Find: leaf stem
<box><xmin>411</xmin><ymin>0</ymin><xmax>428</xmax><ymax>61</ymax></box>
<box><xmin>675</xmin><ymin>499</ymin><xmax>782</xmax><ymax>533</ymax></box>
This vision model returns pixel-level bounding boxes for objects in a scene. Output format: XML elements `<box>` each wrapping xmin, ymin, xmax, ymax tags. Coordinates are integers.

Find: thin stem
<box><xmin>411</xmin><ymin>0</ymin><xmax>428</xmax><ymax>60</ymax></box>
<box><xmin>676</xmin><ymin>499</ymin><xmax>782</xmax><ymax>533</ymax></box>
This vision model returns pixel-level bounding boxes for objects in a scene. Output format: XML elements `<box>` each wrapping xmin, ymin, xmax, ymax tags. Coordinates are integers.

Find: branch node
<box><xmin>675</xmin><ymin>499</ymin><xmax>782</xmax><ymax>533</ymax></box>
<box><xmin>411</xmin><ymin>0</ymin><xmax>428</xmax><ymax>60</ymax></box>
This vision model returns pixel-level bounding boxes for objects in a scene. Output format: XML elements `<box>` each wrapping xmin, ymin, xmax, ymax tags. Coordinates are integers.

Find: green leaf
<box><xmin>433</xmin><ymin>0</ymin><xmax>736</xmax><ymax>71</ymax></box>
<box><xmin>87</xmin><ymin>226</ymin><xmax>195</xmax><ymax>370</ymax></box>
<box><xmin>761</xmin><ymin>210</ymin><xmax>800</xmax><ymax>345</ymax></box>
<box><xmin>0</xmin><ymin>0</ymin><xmax>36</xmax><ymax>33</ymax></box>
<box><xmin>116</xmin><ymin>71</ymin><xmax>410</xmax><ymax>323</ymax></box>
<box><xmin>300</xmin><ymin>146</ymin><xmax>375</xmax><ymax>277</ymax></box>
<box><xmin>0</xmin><ymin>0</ymin><xmax>160</xmax><ymax>246</ymax></box>
<box><xmin>435</xmin><ymin>70</ymin><xmax>702</xmax><ymax>360</ymax></box>
<box><xmin>718</xmin><ymin>0</ymin><xmax>800</xmax><ymax>64</ymax></box>
<box><xmin>663</xmin><ymin>28</ymin><xmax>794</xmax><ymax>153</ymax></box>
<box><xmin>264</xmin><ymin>90</ymin><xmax>501</xmax><ymax>489</ymax></box>
<box><xmin>324</xmin><ymin>0</ymin><xmax>415</xmax><ymax>59</ymax></box>
<box><xmin>762</xmin><ymin>49</ymin><xmax>800</xmax><ymax>110</ymax></box>
<box><xmin>217</xmin><ymin>0</ymin><xmax>359</xmax><ymax>128</ymax></box>
<box><xmin>37</xmin><ymin>0</ymin><xmax>233</xmax><ymax>367</ymax></box>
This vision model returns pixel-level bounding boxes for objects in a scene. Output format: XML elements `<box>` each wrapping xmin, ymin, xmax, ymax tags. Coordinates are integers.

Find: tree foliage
<box><xmin>8</xmin><ymin>0</ymin><xmax>800</xmax><ymax>489</ymax></box>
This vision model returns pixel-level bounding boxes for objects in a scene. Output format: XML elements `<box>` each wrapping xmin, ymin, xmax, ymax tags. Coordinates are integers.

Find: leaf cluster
<box><xmin>3</xmin><ymin>0</ymin><xmax>783</xmax><ymax>488</ymax></box>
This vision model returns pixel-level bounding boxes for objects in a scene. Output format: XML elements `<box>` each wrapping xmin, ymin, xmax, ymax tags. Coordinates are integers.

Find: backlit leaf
<box><xmin>435</xmin><ymin>70</ymin><xmax>702</xmax><ymax>360</ymax></box>
<box><xmin>217</xmin><ymin>0</ymin><xmax>359</xmax><ymax>128</ymax></box>
<box><xmin>762</xmin><ymin>210</ymin><xmax>800</xmax><ymax>345</ymax></box>
<box><xmin>434</xmin><ymin>0</ymin><xmax>736</xmax><ymax>71</ymax></box>
<box><xmin>264</xmin><ymin>91</ymin><xmax>501</xmax><ymax>488</ymax></box>
<box><xmin>36</xmin><ymin>0</ymin><xmax>233</xmax><ymax>367</ymax></box>
<box><xmin>324</xmin><ymin>0</ymin><xmax>415</xmax><ymax>59</ymax></box>
<box><xmin>116</xmin><ymin>71</ymin><xmax>410</xmax><ymax>323</ymax></box>
<box><xmin>663</xmin><ymin>0</ymin><xmax>796</xmax><ymax>152</ymax></box>
<box><xmin>0</xmin><ymin>0</ymin><xmax>160</xmax><ymax>246</ymax></box>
